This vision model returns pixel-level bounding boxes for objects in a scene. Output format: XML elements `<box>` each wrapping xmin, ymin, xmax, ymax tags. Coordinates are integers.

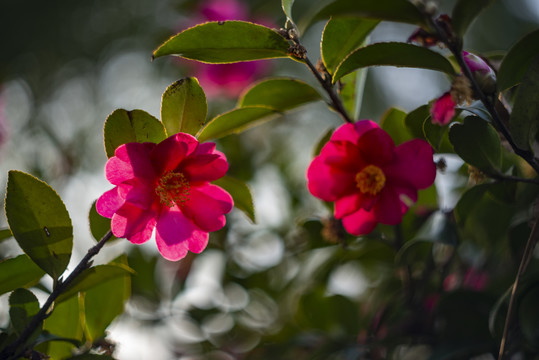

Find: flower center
<box><xmin>155</xmin><ymin>171</ymin><xmax>190</xmax><ymax>207</ymax></box>
<box><xmin>355</xmin><ymin>165</ymin><xmax>386</xmax><ymax>196</ymax></box>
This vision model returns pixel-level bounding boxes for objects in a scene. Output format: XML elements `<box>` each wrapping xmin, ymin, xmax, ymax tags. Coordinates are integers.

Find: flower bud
<box><xmin>462</xmin><ymin>51</ymin><xmax>497</xmax><ymax>94</ymax></box>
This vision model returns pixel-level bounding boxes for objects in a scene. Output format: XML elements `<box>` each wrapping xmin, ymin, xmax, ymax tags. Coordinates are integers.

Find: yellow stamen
<box><xmin>155</xmin><ymin>171</ymin><xmax>190</xmax><ymax>207</ymax></box>
<box><xmin>355</xmin><ymin>165</ymin><xmax>386</xmax><ymax>196</ymax></box>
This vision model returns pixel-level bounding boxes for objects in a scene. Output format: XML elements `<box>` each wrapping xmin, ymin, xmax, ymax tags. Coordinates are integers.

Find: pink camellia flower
<box><xmin>462</xmin><ymin>51</ymin><xmax>497</xmax><ymax>94</ymax></box>
<box><xmin>307</xmin><ymin>121</ymin><xmax>436</xmax><ymax>235</ymax></box>
<box><xmin>96</xmin><ymin>133</ymin><xmax>234</xmax><ymax>261</ymax></box>
<box><xmin>430</xmin><ymin>91</ymin><xmax>456</xmax><ymax>126</ymax></box>
<box><xmin>183</xmin><ymin>0</ymin><xmax>272</xmax><ymax>98</ymax></box>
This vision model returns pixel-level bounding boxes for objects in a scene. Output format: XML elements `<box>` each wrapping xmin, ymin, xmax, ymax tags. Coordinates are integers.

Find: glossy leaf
<box><xmin>103</xmin><ymin>109</ymin><xmax>166</xmax><ymax>158</ymax></box>
<box><xmin>423</xmin><ymin>114</ymin><xmax>447</xmax><ymax>150</ymax></box>
<box><xmin>40</xmin><ymin>295</ymin><xmax>83</xmax><ymax>359</ymax></box>
<box><xmin>153</xmin><ymin>21</ymin><xmax>291</xmax><ymax>63</ymax></box>
<box><xmin>339</xmin><ymin>70</ymin><xmax>367</xmax><ymax>118</ymax></box>
<box><xmin>379</xmin><ymin>107</ymin><xmax>412</xmax><ymax>146</ymax></box>
<box><xmin>333</xmin><ymin>42</ymin><xmax>456</xmax><ymax>83</ymax></box>
<box><xmin>509</xmin><ymin>58</ymin><xmax>539</xmax><ymax>152</ymax></box>
<box><xmin>303</xmin><ymin>0</ymin><xmax>427</xmax><ymax>32</ymax></box>
<box><xmin>448</xmin><ymin>116</ymin><xmax>501</xmax><ymax>173</ymax></box>
<box><xmin>197</xmin><ymin>106</ymin><xmax>279</xmax><ymax>142</ymax></box>
<box><xmin>5</xmin><ymin>171</ymin><xmax>73</xmax><ymax>279</ymax></box>
<box><xmin>161</xmin><ymin>78</ymin><xmax>207</xmax><ymax>137</ymax></box>
<box><xmin>0</xmin><ymin>228</ymin><xmax>12</xmax><ymax>243</ymax></box>
<box><xmin>457</xmin><ymin>100</ymin><xmax>492</xmax><ymax>123</ymax></box>
<box><xmin>405</xmin><ymin>104</ymin><xmax>430</xmax><ymax>140</ymax></box>
<box><xmin>497</xmin><ymin>30</ymin><xmax>539</xmax><ymax>91</ymax></box>
<box><xmin>56</xmin><ymin>263</ymin><xmax>134</xmax><ymax>304</ymax></box>
<box><xmin>451</xmin><ymin>0</ymin><xmax>494</xmax><ymax>37</ymax></box>
<box><xmin>0</xmin><ymin>255</ymin><xmax>46</xmax><ymax>296</ymax></box>
<box><xmin>212</xmin><ymin>175</ymin><xmax>255</xmax><ymax>222</ymax></box>
<box><xmin>454</xmin><ymin>184</ymin><xmax>488</xmax><ymax>224</ymax></box>
<box><xmin>282</xmin><ymin>0</ymin><xmax>294</xmax><ymax>21</ymax></box>
<box><xmin>238</xmin><ymin>78</ymin><xmax>322</xmax><ymax>111</ymax></box>
<box><xmin>9</xmin><ymin>288</ymin><xmax>40</xmax><ymax>335</ymax></box>
<box><xmin>88</xmin><ymin>200</ymin><xmax>117</xmax><ymax>243</ymax></box>
<box><xmin>83</xmin><ymin>255</ymin><xmax>131</xmax><ymax>342</ymax></box>
<box><xmin>321</xmin><ymin>17</ymin><xmax>379</xmax><ymax>74</ymax></box>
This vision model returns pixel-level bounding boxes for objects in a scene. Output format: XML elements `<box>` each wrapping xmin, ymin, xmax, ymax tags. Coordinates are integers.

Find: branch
<box><xmin>0</xmin><ymin>230</ymin><xmax>114</xmax><ymax>360</ymax></box>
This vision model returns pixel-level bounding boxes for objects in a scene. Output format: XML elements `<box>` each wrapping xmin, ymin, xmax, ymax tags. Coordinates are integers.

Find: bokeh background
<box><xmin>1</xmin><ymin>0</ymin><xmax>539</xmax><ymax>359</ymax></box>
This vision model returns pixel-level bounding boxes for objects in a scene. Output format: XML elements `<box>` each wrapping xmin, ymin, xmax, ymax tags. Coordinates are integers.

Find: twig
<box><xmin>0</xmin><ymin>230</ymin><xmax>114</xmax><ymax>360</ymax></box>
<box><xmin>498</xmin><ymin>218</ymin><xmax>539</xmax><ymax>360</ymax></box>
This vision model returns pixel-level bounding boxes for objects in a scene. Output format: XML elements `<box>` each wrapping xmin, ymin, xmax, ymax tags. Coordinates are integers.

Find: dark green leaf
<box><xmin>40</xmin><ymin>295</ymin><xmax>83</xmax><ymax>359</ymax></box>
<box><xmin>423</xmin><ymin>113</ymin><xmax>447</xmax><ymax>150</ymax></box>
<box><xmin>5</xmin><ymin>171</ymin><xmax>73</xmax><ymax>279</ymax></box>
<box><xmin>153</xmin><ymin>21</ymin><xmax>291</xmax><ymax>63</ymax></box>
<box><xmin>457</xmin><ymin>100</ymin><xmax>492</xmax><ymax>123</ymax></box>
<box><xmin>313</xmin><ymin>127</ymin><xmax>334</xmax><ymax>156</ymax></box>
<box><xmin>454</xmin><ymin>184</ymin><xmax>489</xmax><ymax>224</ymax></box>
<box><xmin>83</xmin><ymin>255</ymin><xmax>131</xmax><ymax>342</ymax></box>
<box><xmin>509</xmin><ymin>57</ymin><xmax>539</xmax><ymax>152</ymax></box>
<box><xmin>405</xmin><ymin>104</ymin><xmax>430</xmax><ymax>140</ymax></box>
<box><xmin>333</xmin><ymin>42</ymin><xmax>456</xmax><ymax>83</ymax></box>
<box><xmin>451</xmin><ymin>0</ymin><xmax>494</xmax><ymax>37</ymax></box>
<box><xmin>57</xmin><ymin>263</ymin><xmax>134</xmax><ymax>304</ymax></box>
<box><xmin>321</xmin><ymin>17</ymin><xmax>379</xmax><ymax>74</ymax></box>
<box><xmin>238</xmin><ymin>78</ymin><xmax>322</xmax><ymax>111</ymax></box>
<box><xmin>197</xmin><ymin>106</ymin><xmax>279</xmax><ymax>142</ymax></box>
<box><xmin>497</xmin><ymin>29</ymin><xmax>539</xmax><ymax>91</ymax></box>
<box><xmin>128</xmin><ymin>247</ymin><xmax>160</xmax><ymax>303</ymax></box>
<box><xmin>379</xmin><ymin>107</ymin><xmax>412</xmax><ymax>146</ymax></box>
<box><xmin>282</xmin><ymin>0</ymin><xmax>294</xmax><ymax>21</ymax></box>
<box><xmin>0</xmin><ymin>255</ymin><xmax>45</xmax><ymax>296</ymax></box>
<box><xmin>0</xmin><ymin>228</ymin><xmax>12</xmax><ymax>243</ymax></box>
<box><xmin>161</xmin><ymin>78</ymin><xmax>207</xmax><ymax>137</ymax></box>
<box><xmin>395</xmin><ymin>240</ymin><xmax>433</xmax><ymax>266</ymax></box>
<box><xmin>302</xmin><ymin>0</ymin><xmax>427</xmax><ymax>33</ymax></box>
<box><xmin>413</xmin><ymin>211</ymin><xmax>458</xmax><ymax>246</ymax></box>
<box><xmin>448</xmin><ymin>116</ymin><xmax>502</xmax><ymax>173</ymax></box>
<box><xmin>9</xmin><ymin>288</ymin><xmax>40</xmax><ymax>336</ymax></box>
<box><xmin>67</xmin><ymin>355</ymin><xmax>115</xmax><ymax>360</ymax></box>
<box><xmin>212</xmin><ymin>176</ymin><xmax>255</xmax><ymax>222</ymax></box>
<box><xmin>88</xmin><ymin>201</ymin><xmax>117</xmax><ymax>243</ymax></box>
<box><xmin>104</xmin><ymin>109</ymin><xmax>166</xmax><ymax>158</ymax></box>
<box><xmin>519</xmin><ymin>284</ymin><xmax>539</xmax><ymax>348</ymax></box>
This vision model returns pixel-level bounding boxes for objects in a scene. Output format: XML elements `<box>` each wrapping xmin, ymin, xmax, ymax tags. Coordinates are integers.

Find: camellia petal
<box><xmin>356</xmin><ymin>128</ymin><xmax>395</xmax><ymax>165</ymax></box>
<box><xmin>373</xmin><ymin>187</ymin><xmax>406</xmax><ymax>225</ymax></box>
<box><xmin>181</xmin><ymin>150</ymin><xmax>229</xmax><ymax>182</ymax></box>
<box><xmin>307</xmin><ymin>156</ymin><xmax>356</xmax><ymax>202</ymax></box>
<box><xmin>384</xmin><ymin>139</ymin><xmax>436</xmax><ymax>190</ymax></box>
<box><xmin>111</xmin><ymin>202</ymin><xmax>158</xmax><ymax>239</ymax></box>
<box><xmin>430</xmin><ymin>92</ymin><xmax>456</xmax><ymax>126</ymax></box>
<box><xmin>341</xmin><ymin>208</ymin><xmax>379</xmax><ymax>236</ymax></box>
<box><xmin>182</xmin><ymin>183</ymin><xmax>234</xmax><ymax>232</ymax></box>
<box><xmin>96</xmin><ymin>187</ymin><xmax>125</xmax><ymax>218</ymax></box>
<box><xmin>150</xmin><ymin>133</ymin><xmax>199</xmax><ymax>174</ymax></box>
<box><xmin>331</xmin><ymin>120</ymin><xmax>379</xmax><ymax>144</ymax></box>
<box><xmin>107</xmin><ymin>142</ymin><xmax>156</xmax><ymax>184</ymax></box>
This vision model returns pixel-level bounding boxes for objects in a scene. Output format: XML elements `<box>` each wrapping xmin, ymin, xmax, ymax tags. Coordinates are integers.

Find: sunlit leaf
<box><xmin>212</xmin><ymin>175</ymin><xmax>255</xmax><ymax>222</ymax></box>
<box><xmin>497</xmin><ymin>30</ymin><xmax>539</xmax><ymax>91</ymax></box>
<box><xmin>238</xmin><ymin>78</ymin><xmax>322</xmax><ymax>111</ymax></box>
<box><xmin>338</xmin><ymin>70</ymin><xmax>366</xmax><ymax>119</ymax></box>
<box><xmin>380</xmin><ymin>107</ymin><xmax>412</xmax><ymax>146</ymax></box>
<box><xmin>333</xmin><ymin>42</ymin><xmax>456</xmax><ymax>83</ymax></box>
<box><xmin>321</xmin><ymin>17</ymin><xmax>379</xmax><ymax>74</ymax></box>
<box><xmin>56</xmin><ymin>263</ymin><xmax>134</xmax><ymax>304</ymax></box>
<box><xmin>0</xmin><ymin>255</ymin><xmax>46</xmax><ymax>296</ymax></box>
<box><xmin>448</xmin><ymin>116</ymin><xmax>501</xmax><ymax>173</ymax></box>
<box><xmin>153</xmin><ymin>21</ymin><xmax>291</xmax><ymax>63</ymax></box>
<box><xmin>103</xmin><ymin>109</ymin><xmax>166</xmax><ymax>158</ymax></box>
<box><xmin>161</xmin><ymin>78</ymin><xmax>207</xmax><ymax>137</ymax></box>
<box><xmin>197</xmin><ymin>106</ymin><xmax>279</xmax><ymax>142</ymax></box>
<box><xmin>5</xmin><ymin>171</ymin><xmax>73</xmax><ymax>280</ymax></box>
<box><xmin>88</xmin><ymin>201</ymin><xmax>117</xmax><ymax>243</ymax></box>
<box><xmin>83</xmin><ymin>255</ymin><xmax>131</xmax><ymax>342</ymax></box>
<box><xmin>9</xmin><ymin>288</ymin><xmax>40</xmax><ymax>336</ymax></box>
<box><xmin>0</xmin><ymin>228</ymin><xmax>12</xmax><ymax>243</ymax></box>
<box><xmin>451</xmin><ymin>0</ymin><xmax>494</xmax><ymax>37</ymax></box>
<box><xmin>509</xmin><ymin>58</ymin><xmax>539</xmax><ymax>152</ymax></box>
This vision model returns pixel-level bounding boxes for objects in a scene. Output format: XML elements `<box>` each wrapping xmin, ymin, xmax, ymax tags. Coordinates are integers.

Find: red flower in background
<box><xmin>430</xmin><ymin>91</ymin><xmax>456</xmax><ymax>126</ymax></box>
<box><xmin>307</xmin><ymin>121</ymin><xmax>436</xmax><ymax>235</ymax></box>
<box><xmin>97</xmin><ymin>133</ymin><xmax>233</xmax><ymax>261</ymax></box>
<box><xmin>183</xmin><ymin>0</ymin><xmax>273</xmax><ymax>98</ymax></box>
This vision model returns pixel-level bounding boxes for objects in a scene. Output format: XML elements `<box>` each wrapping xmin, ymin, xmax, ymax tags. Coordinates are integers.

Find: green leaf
<box><xmin>509</xmin><ymin>57</ymin><xmax>539</xmax><ymax>152</ymax></box>
<box><xmin>153</xmin><ymin>21</ymin><xmax>291</xmax><ymax>63</ymax></box>
<box><xmin>303</xmin><ymin>0</ymin><xmax>427</xmax><ymax>32</ymax></box>
<box><xmin>413</xmin><ymin>211</ymin><xmax>458</xmax><ymax>246</ymax></box>
<box><xmin>161</xmin><ymin>78</ymin><xmax>207</xmax><ymax>137</ymax></box>
<box><xmin>454</xmin><ymin>184</ymin><xmax>489</xmax><ymax>224</ymax></box>
<box><xmin>0</xmin><ymin>228</ymin><xmax>12</xmax><ymax>243</ymax></box>
<box><xmin>197</xmin><ymin>106</ymin><xmax>279</xmax><ymax>142</ymax></box>
<box><xmin>0</xmin><ymin>255</ymin><xmax>46</xmax><ymax>296</ymax></box>
<box><xmin>282</xmin><ymin>0</ymin><xmax>294</xmax><ymax>21</ymax></box>
<box><xmin>519</xmin><ymin>284</ymin><xmax>539</xmax><ymax>347</ymax></box>
<box><xmin>67</xmin><ymin>355</ymin><xmax>115</xmax><ymax>360</ymax></box>
<box><xmin>498</xmin><ymin>30</ymin><xmax>539</xmax><ymax>91</ymax></box>
<box><xmin>5</xmin><ymin>171</ymin><xmax>73</xmax><ymax>280</ymax></box>
<box><xmin>395</xmin><ymin>240</ymin><xmax>433</xmax><ymax>266</ymax></box>
<box><xmin>57</xmin><ymin>263</ymin><xmax>135</xmax><ymax>304</ymax></box>
<box><xmin>312</xmin><ymin>127</ymin><xmax>334</xmax><ymax>156</ymax></box>
<box><xmin>88</xmin><ymin>201</ymin><xmax>117</xmax><ymax>243</ymax></box>
<box><xmin>451</xmin><ymin>0</ymin><xmax>494</xmax><ymax>37</ymax></box>
<box><xmin>83</xmin><ymin>255</ymin><xmax>131</xmax><ymax>342</ymax></box>
<box><xmin>321</xmin><ymin>17</ymin><xmax>379</xmax><ymax>74</ymax></box>
<box><xmin>379</xmin><ymin>107</ymin><xmax>412</xmax><ymax>146</ymax></box>
<box><xmin>103</xmin><ymin>109</ymin><xmax>167</xmax><ymax>158</ymax></box>
<box><xmin>448</xmin><ymin>116</ymin><xmax>501</xmax><ymax>173</ymax></box>
<box><xmin>339</xmin><ymin>70</ymin><xmax>367</xmax><ymax>119</ymax></box>
<box><xmin>405</xmin><ymin>104</ymin><xmax>430</xmax><ymax>140</ymax></box>
<box><xmin>212</xmin><ymin>176</ymin><xmax>255</xmax><ymax>222</ymax></box>
<box><xmin>423</xmin><ymin>114</ymin><xmax>447</xmax><ymax>150</ymax></box>
<box><xmin>9</xmin><ymin>288</ymin><xmax>40</xmax><ymax>336</ymax></box>
<box><xmin>333</xmin><ymin>42</ymin><xmax>456</xmax><ymax>83</ymax></box>
<box><xmin>238</xmin><ymin>78</ymin><xmax>322</xmax><ymax>111</ymax></box>
<box><xmin>40</xmin><ymin>295</ymin><xmax>83</xmax><ymax>359</ymax></box>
